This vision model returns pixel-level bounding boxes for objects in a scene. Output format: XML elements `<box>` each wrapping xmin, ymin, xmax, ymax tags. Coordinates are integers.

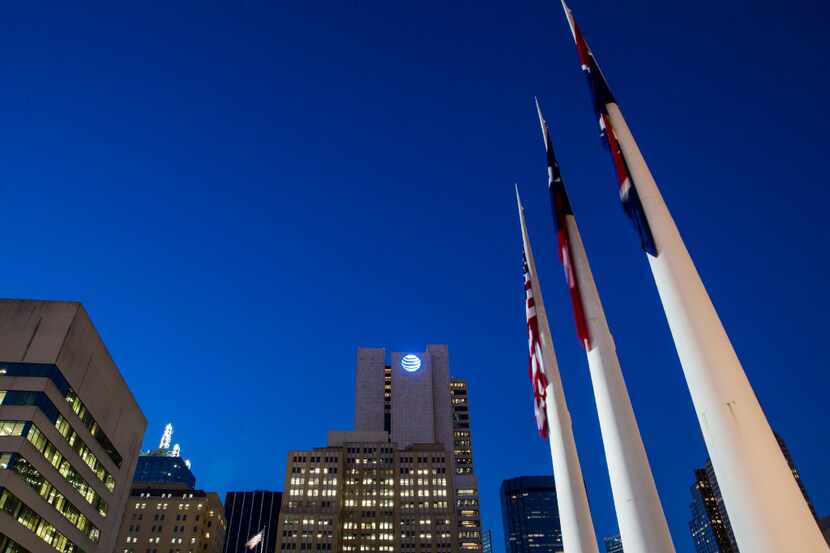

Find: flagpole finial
<box><xmin>534</xmin><ymin>97</ymin><xmax>546</xmax><ymax>127</ymax></box>
<box><xmin>560</xmin><ymin>0</ymin><xmax>577</xmax><ymax>40</ymax></box>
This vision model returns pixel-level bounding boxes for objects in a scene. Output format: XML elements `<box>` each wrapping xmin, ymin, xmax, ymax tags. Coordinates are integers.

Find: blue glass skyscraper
<box><xmin>500</xmin><ymin>476</ymin><xmax>562</xmax><ymax>553</ymax></box>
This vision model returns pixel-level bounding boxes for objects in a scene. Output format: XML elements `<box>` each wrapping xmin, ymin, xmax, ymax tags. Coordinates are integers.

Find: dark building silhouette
<box><xmin>223</xmin><ymin>491</ymin><xmax>282</xmax><ymax>553</ymax></box>
<box><xmin>500</xmin><ymin>476</ymin><xmax>562</xmax><ymax>553</ymax></box>
<box><xmin>688</xmin><ymin>433</ymin><xmax>815</xmax><ymax>553</ymax></box>
<box><xmin>603</xmin><ymin>534</ymin><xmax>623</xmax><ymax>553</ymax></box>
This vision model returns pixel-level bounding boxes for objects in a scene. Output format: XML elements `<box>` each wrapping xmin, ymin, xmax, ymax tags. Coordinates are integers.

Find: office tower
<box><xmin>277</xmin><ymin>345</ymin><xmax>482</xmax><ymax>552</ymax></box>
<box><xmin>0</xmin><ymin>300</ymin><xmax>147</xmax><ymax>553</ymax></box>
<box><xmin>819</xmin><ymin>516</ymin><xmax>830</xmax><ymax>546</ymax></box>
<box><xmin>223</xmin><ymin>491</ymin><xmax>281</xmax><ymax>553</ymax></box>
<box><xmin>116</xmin><ymin>487</ymin><xmax>225</xmax><ymax>553</ymax></box>
<box><xmin>500</xmin><ymin>476</ymin><xmax>562</xmax><ymax>553</ymax></box>
<box><xmin>134</xmin><ymin>426</ymin><xmax>196</xmax><ymax>489</ymax></box>
<box><xmin>689</xmin><ymin>467</ymin><xmax>737</xmax><ymax>553</ymax></box>
<box><xmin>775</xmin><ymin>433</ymin><xmax>816</xmax><ymax>519</ymax></box>
<box><xmin>688</xmin><ymin>434</ymin><xmax>816</xmax><ymax>553</ymax></box>
<box><xmin>482</xmin><ymin>529</ymin><xmax>495</xmax><ymax>553</ymax></box>
<box><xmin>603</xmin><ymin>534</ymin><xmax>623</xmax><ymax>553</ymax></box>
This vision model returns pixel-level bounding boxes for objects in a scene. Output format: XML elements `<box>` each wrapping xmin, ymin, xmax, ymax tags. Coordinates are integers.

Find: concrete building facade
<box><xmin>0</xmin><ymin>300</ymin><xmax>147</xmax><ymax>553</ymax></box>
<box><xmin>116</xmin><ymin>487</ymin><xmax>225</xmax><ymax>553</ymax></box>
<box><xmin>276</xmin><ymin>345</ymin><xmax>482</xmax><ymax>551</ymax></box>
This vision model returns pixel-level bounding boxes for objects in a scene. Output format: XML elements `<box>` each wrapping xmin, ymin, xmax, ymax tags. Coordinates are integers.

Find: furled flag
<box><xmin>245</xmin><ymin>529</ymin><xmax>264</xmax><ymax>550</ymax></box>
<box><xmin>535</xmin><ymin>98</ymin><xmax>591</xmax><ymax>350</ymax></box>
<box><xmin>561</xmin><ymin>0</ymin><xmax>657</xmax><ymax>256</ymax></box>
<box><xmin>523</xmin><ymin>249</ymin><xmax>550</xmax><ymax>438</ymax></box>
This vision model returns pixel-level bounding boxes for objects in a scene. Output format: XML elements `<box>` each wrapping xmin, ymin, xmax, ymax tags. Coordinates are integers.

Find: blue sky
<box><xmin>2</xmin><ymin>1</ymin><xmax>829</xmax><ymax>551</ymax></box>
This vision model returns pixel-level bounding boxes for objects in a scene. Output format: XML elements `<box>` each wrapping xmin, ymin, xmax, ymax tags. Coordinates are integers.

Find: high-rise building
<box><xmin>775</xmin><ymin>433</ymin><xmax>816</xmax><ymax>519</ymax></box>
<box><xmin>500</xmin><ymin>476</ymin><xmax>562</xmax><ymax>553</ymax></box>
<box><xmin>688</xmin><ymin>433</ymin><xmax>815</xmax><ymax>553</ymax></box>
<box><xmin>482</xmin><ymin>529</ymin><xmax>495</xmax><ymax>553</ymax></box>
<box><xmin>603</xmin><ymin>534</ymin><xmax>623</xmax><ymax>553</ymax></box>
<box><xmin>689</xmin><ymin>466</ymin><xmax>737</xmax><ymax>553</ymax></box>
<box><xmin>222</xmin><ymin>491</ymin><xmax>281</xmax><ymax>553</ymax></box>
<box><xmin>276</xmin><ymin>345</ymin><xmax>483</xmax><ymax>552</ymax></box>
<box><xmin>0</xmin><ymin>300</ymin><xmax>147</xmax><ymax>553</ymax></box>
<box><xmin>134</xmin><ymin>425</ymin><xmax>196</xmax><ymax>489</ymax></box>
<box><xmin>116</xmin><ymin>487</ymin><xmax>225</xmax><ymax>553</ymax></box>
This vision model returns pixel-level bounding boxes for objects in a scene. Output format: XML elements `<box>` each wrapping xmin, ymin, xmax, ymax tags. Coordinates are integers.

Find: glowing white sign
<box><xmin>401</xmin><ymin>354</ymin><xmax>422</xmax><ymax>373</ymax></box>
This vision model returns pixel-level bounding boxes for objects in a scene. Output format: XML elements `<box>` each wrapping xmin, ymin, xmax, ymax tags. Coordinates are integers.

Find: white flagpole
<box><xmin>534</xmin><ymin>102</ymin><xmax>675</xmax><ymax>553</ymax></box>
<box><xmin>517</xmin><ymin>188</ymin><xmax>600</xmax><ymax>553</ymax></box>
<box><xmin>604</xmin><ymin>102</ymin><xmax>828</xmax><ymax>553</ymax></box>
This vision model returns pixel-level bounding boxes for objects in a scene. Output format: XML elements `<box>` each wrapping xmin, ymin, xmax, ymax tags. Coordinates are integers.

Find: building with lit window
<box><xmin>500</xmin><ymin>476</ymin><xmax>562</xmax><ymax>553</ymax></box>
<box><xmin>116</xmin><ymin>487</ymin><xmax>225</xmax><ymax>553</ymax></box>
<box><xmin>603</xmin><ymin>534</ymin><xmax>623</xmax><ymax>553</ymax></box>
<box><xmin>0</xmin><ymin>300</ymin><xmax>147</xmax><ymax>553</ymax></box>
<box><xmin>222</xmin><ymin>491</ymin><xmax>281</xmax><ymax>553</ymax></box>
<box><xmin>276</xmin><ymin>345</ymin><xmax>482</xmax><ymax>551</ymax></box>
<box><xmin>688</xmin><ymin>433</ymin><xmax>814</xmax><ymax>553</ymax></box>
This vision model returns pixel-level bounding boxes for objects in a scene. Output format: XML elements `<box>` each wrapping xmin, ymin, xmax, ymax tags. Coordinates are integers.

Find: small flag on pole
<box><xmin>561</xmin><ymin>0</ymin><xmax>657</xmax><ymax>256</ymax></box>
<box><xmin>245</xmin><ymin>529</ymin><xmax>264</xmax><ymax>550</ymax></box>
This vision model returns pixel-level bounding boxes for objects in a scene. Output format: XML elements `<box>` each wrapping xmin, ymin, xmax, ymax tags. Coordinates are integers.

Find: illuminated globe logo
<box><xmin>401</xmin><ymin>354</ymin><xmax>422</xmax><ymax>373</ymax></box>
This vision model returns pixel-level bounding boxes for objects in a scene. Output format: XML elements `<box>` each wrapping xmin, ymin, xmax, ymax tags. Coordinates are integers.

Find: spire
<box><xmin>159</xmin><ymin>423</ymin><xmax>173</xmax><ymax>450</ymax></box>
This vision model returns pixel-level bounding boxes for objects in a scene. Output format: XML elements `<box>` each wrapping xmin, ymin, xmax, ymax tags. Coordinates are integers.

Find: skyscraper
<box><xmin>500</xmin><ymin>476</ymin><xmax>562</xmax><ymax>553</ymax></box>
<box><xmin>689</xmin><ymin>467</ymin><xmax>737</xmax><ymax>553</ymax></box>
<box><xmin>482</xmin><ymin>529</ymin><xmax>495</xmax><ymax>553</ymax></box>
<box><xmin>133</xmin><ymin>425</ymin><xmax>196</xmax><ymax>489</ymax></box>
<box><xmin>0</xmin><ymin>300</ymin><xmax>147</xmax><ymax>553</ymax></box>
<box><xmin>223</xmin><ymin>491</ymin><xmax>281</xmax><ymax>553</ymax></box>
<box><xmin>603</xmin><ymin>534</ymin><xmax>623</xmax><ymax>553</ymax></box>
<box><xmin>688</xmin><ymin>434</ymin><xmax>815</xmax><ymax>553</ymax></box>
<box><xmin>276</xmin><ymin>345</ymin><xmax>483</xmax><ymax>551</ymax></box>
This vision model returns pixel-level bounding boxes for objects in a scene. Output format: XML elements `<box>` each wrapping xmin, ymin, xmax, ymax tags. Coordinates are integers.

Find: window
<box><xmin>3</xmin><ymin>454</ymin><xmax>101</xmax><ymax>542</ymax></box>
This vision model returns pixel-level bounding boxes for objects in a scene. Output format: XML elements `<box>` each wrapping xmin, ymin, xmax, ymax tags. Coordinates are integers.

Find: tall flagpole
<box><xmin>535</xmin><ymin>99</ymin><xmax>675</xmax><ymax>553</ymax></box>
<box><xmin>517</xmin><ymin>188</ymin><xmax>600</xmax><ymax>553</ymax></box>
<box><xmin>560</xmin><ymin>3</ymin><xmax>828</xmax><ymax>552</ymax></box>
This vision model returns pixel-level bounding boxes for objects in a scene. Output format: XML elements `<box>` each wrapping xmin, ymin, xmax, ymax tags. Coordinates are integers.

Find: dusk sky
<box><xmin>3</xmin><ymin>1</ymin><xmax>829</xmax><ymax>551</ymax></box>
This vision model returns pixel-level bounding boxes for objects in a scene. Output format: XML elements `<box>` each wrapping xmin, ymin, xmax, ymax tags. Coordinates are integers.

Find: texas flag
<box><xmin>561</xmin><ymin>0</ymin><xmax>658</xmax><ymax>257</ymax></box>
<box><xmin>535</xmin><ymin>98</ymin><xmax>591</xmax><ymax>350</ymax></box>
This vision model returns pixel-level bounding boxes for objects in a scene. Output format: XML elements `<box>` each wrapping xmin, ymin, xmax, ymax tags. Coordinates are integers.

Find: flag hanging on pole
<box><xmin>523</xmin><ymin>248</ymin><xmax>550</xmax><ymax>438</ymax></box>
<box><xmin>560</xmin><ymin>0</ymin><xmax>657</xmax><ymax>256</ymax></box>
<box><xmin>535</xmin><ymin>97</ymin><xmax>591</xmax><ymax>350</ymax></box>
<box><xmin>245</xmin><ymin>529</ymin><xmax>264</xmax><ymax>550</ymax></box>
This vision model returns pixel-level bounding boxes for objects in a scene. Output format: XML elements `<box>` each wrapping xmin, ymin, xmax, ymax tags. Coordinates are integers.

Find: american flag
<box><xmin>562</xmin><ymin>0</ymin><xmax>658</xmax><ymax>257</ymax></box>
<box><xmin>245</xmin><ymin>529</ymin><xmax>264</xmax><ymax>550</ymax></box>
<box><xmin>523</xmin><ymin>252</ymin><xmax>550</xmax><ymax>438</ymax></box>
<box><xmin>535</xmin><ymin>98</ymin><xmax>591</xmax><ymax>350</ymax></box>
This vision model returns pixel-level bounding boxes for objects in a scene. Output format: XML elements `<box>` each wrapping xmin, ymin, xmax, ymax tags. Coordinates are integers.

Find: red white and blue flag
<box><xmin>535</xmin><ymin>98</ymin><xmax>592</xmax><ymax>350</ymax></box>
<box><xmin>561</xmin><ymin>0</ymin><xmax>658</xmax><ymax>256</ymax></box>
<box><xmin>523</xmin><ymin>251</ymin><xmax>550</xmax><ymax>438</ymax></box>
